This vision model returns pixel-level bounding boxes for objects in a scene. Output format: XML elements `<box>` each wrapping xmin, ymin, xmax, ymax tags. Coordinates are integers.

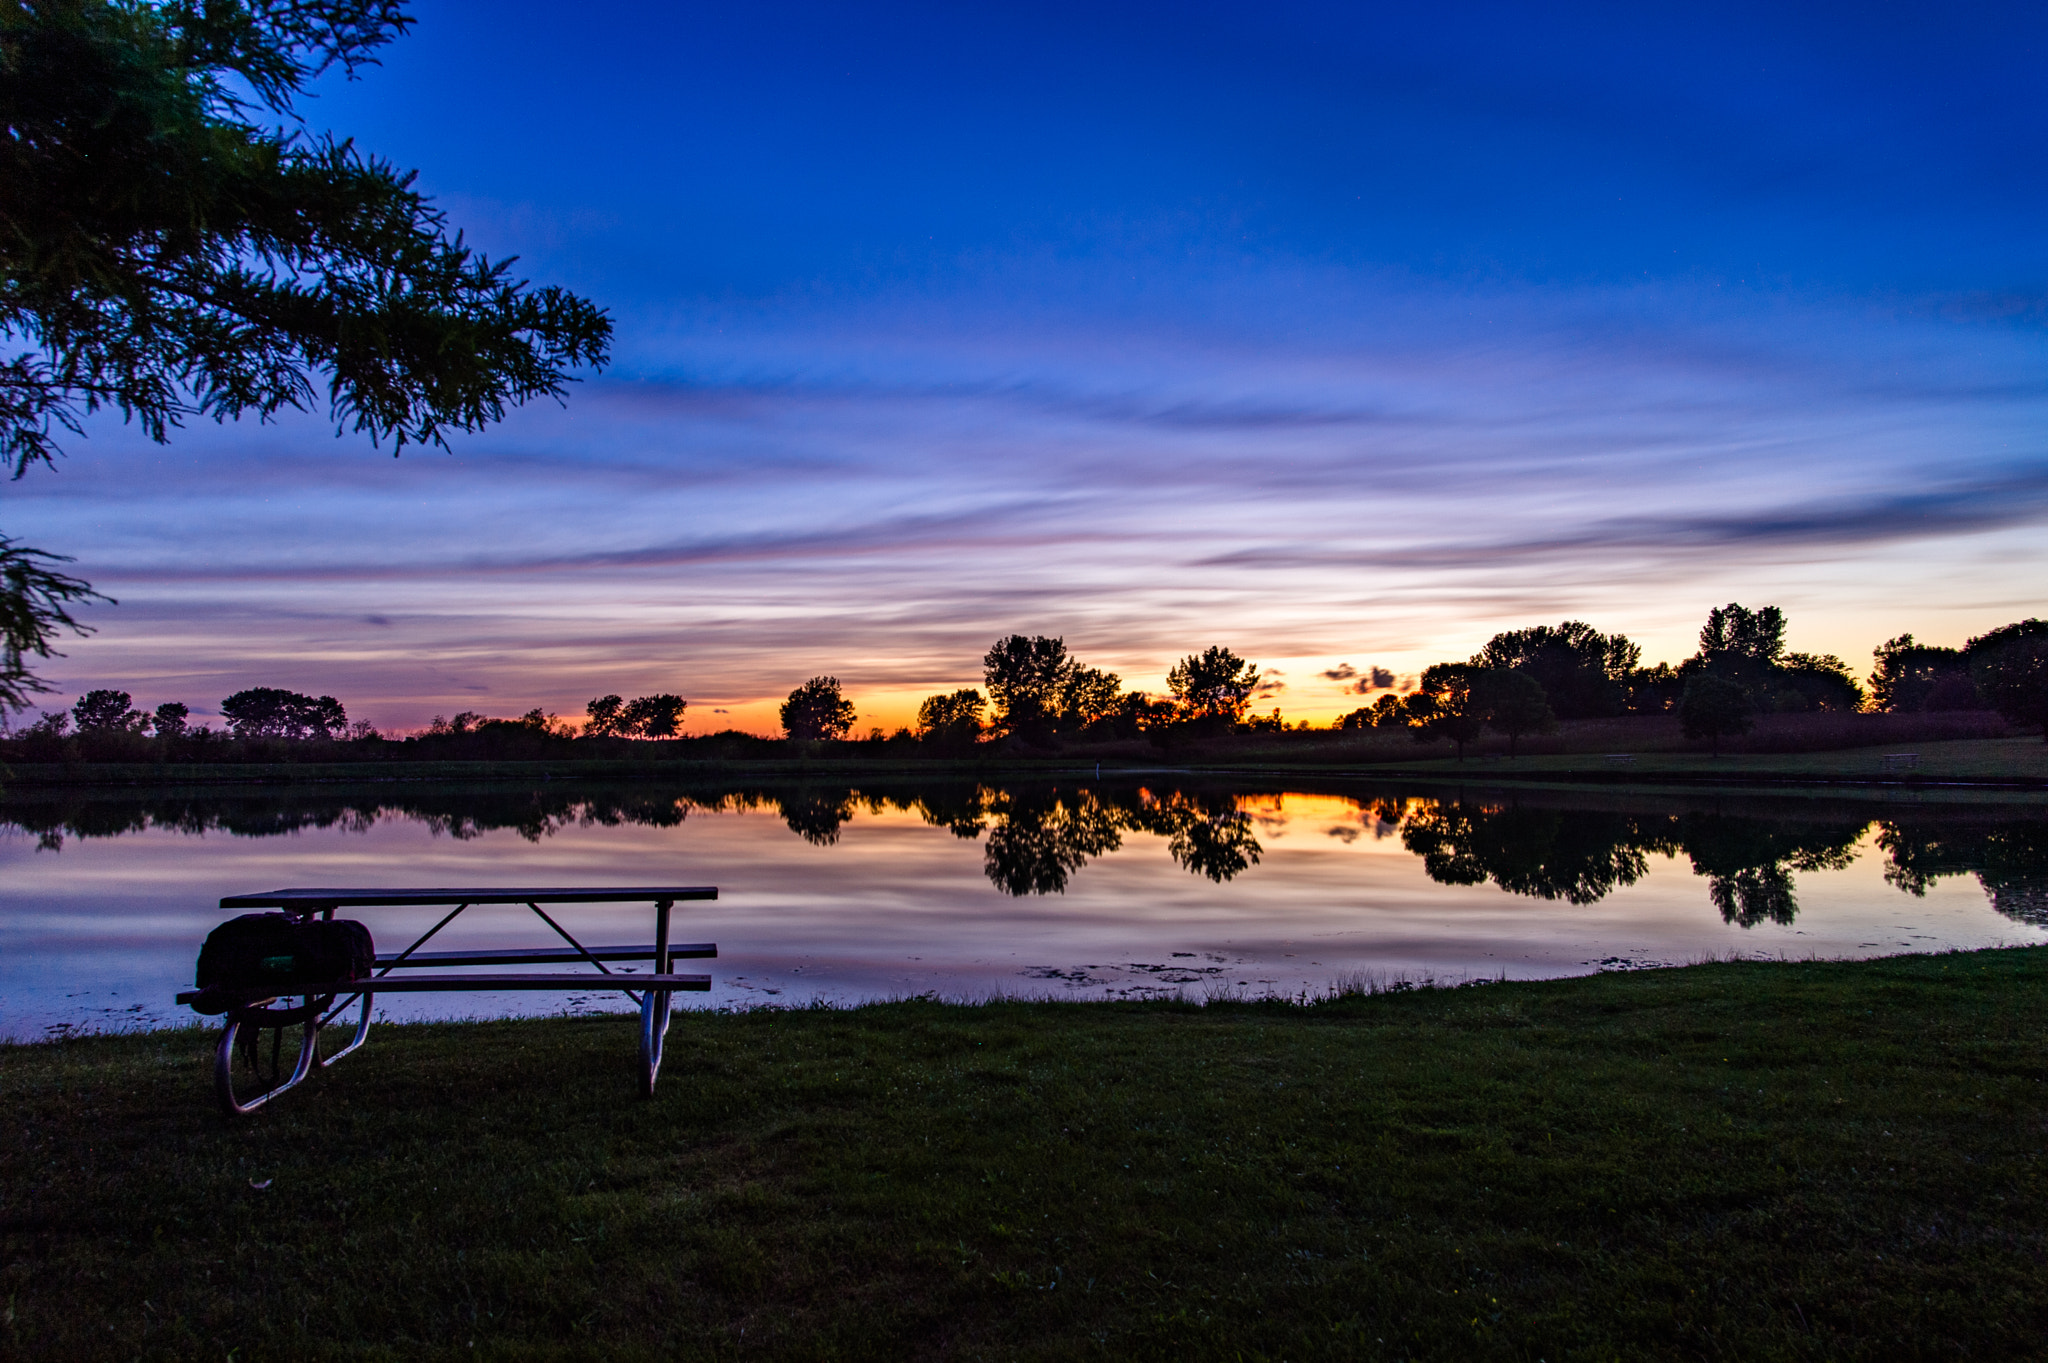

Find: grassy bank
<box><xmin>1313</xmin><ymin>734</ymin><xmax>2048</xmax><ymax>786</ymax></box>
<box><xmin>6</xmin><ymin>951</ymin><xmax>2048</xmax><ymax>1360</ymax></box>
<box><xmin>3</xmin><ymin>711</ymin><xmax>2039</xmax><ymax>791</ymax></box>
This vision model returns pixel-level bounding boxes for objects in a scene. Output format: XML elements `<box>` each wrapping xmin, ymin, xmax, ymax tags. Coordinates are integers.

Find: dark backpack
<box><xmin>191</xmin><ymin>913</ymin><xmax>375</xmax><ymax>1014</ymax></box>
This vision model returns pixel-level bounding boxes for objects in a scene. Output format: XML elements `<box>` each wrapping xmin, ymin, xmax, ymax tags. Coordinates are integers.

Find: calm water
<box><xmin>3</xmin><ymin>776</ymin><xmax>2045</xmax><ymax>1040</ymax></box>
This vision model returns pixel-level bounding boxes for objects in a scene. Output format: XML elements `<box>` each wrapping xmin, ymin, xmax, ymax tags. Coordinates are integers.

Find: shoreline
<box><xmin>6</xmin><ymin>737</ymin><xmax>2048</xmax><ymax>793</ymax></box>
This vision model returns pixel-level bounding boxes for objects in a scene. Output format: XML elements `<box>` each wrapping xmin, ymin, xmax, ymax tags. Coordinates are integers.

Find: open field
<box><xmin>6</xmin><ymin>949</ymin><xmax>2047</xmax><ymax>1360</ymax></box>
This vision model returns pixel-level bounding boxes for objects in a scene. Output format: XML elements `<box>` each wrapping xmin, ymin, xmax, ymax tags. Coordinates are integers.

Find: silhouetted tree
<box><xmin>1679</xmin><ymin>674</ymin><xmax>1753</xmax><ymax>755</ymax></box>
<box><xmin>464</xmin><ymin>707</ymin><xmax>567</xmax><ymax>739</ymax></box>
<box><xmin>1696</xmin><ymin>603</ymin><xmax>1787</xmax><ymax>673</ymax></box>
<box><xmin>1102</xmin><ymin>691</ymin><xmax>1176</xmax><ymax>739</ymax></box>
<box><xmin>1167</xmin><ymin>645</ymin><xmax>1261</xmax><ymax>729</ymax></box>
<box><xmin>1473</xmin><ymin>621</ymin><xmax>1639</xmax><ymax>719</ymax></box>
<box><xmin>982</xmin><ymin>635</ymin><xmax>1075</xmax><ymax>738</ymax></box>
<box><xmin>781</xmin><ymin>676</ymin><xmax>857</xmax><ymax>742</ymax></box>
<box><xmin>916</xmin><ymin>688</ymin><xmax>985</xmax><ymax>744</ymax></box>
<box><xmin>1480</xmin><ymin>668</ymin><xmax>1555</xmax><ymax>756</ymax></box>
<box><xmin>1060</xmin><ymin>665</ymin><xmax>1124</xmax><ymax>732</ymax></box>
<box><xmin>220</xmin><ymin>687</ymin><xmax>346</xmax><ymax>740</ymax></box>
<box><xmin>1869</xmin><ymin>634</ymin><xmax>1975</xmax><ymax>712</ymax></box>
<box><xmin>1406</xmin><ymin>663</ymin><xmax>1488</xmax><ymax>760</ymax></box>
<box><xmin>0</xmin><ymin>1</ymin><xmax>610</xmax><ymax>701</ymax></box>
<box><xmin>1623</xmin><ymin>662</ymin><xmax>1684</xmax><ymax>714</ymax></box>
<box><xmin>71</xmin><ymin>688</ymin><xmax>145</xmax><ymax>733</ymax></box>
<box><xmin>582</xmin><ymin>695</ymin><xmax>625</xmax><ymax>737</ymax></box>
<box><xmin>1967</xmin><ymin>619</ymin><xmax>2048</xmax><ymax>738</ymax></box>
<box><xmin>1770</xmin><ymin>653</ymin><xmax>1865</xmax><ymax>712</ymax></box>
<box><xmin>620</xmin><ymin>693</ymin><xmax>687</xmax><ymax>738</ymax></box>
<box><xmin>151</xmin><ymin>700</ymin><xmax>189</xmax><ymax>738</ymax></box>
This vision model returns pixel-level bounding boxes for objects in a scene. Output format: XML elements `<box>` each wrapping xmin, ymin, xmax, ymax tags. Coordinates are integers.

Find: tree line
<box><xmin>11</xmin><ymin>604</ymin><xmax>2047</xmax><ymax>760</ymax></box>
<box><xmin>779</xmin><ymin>637</ymin><xmax>1268</xmax><ymax>746</ymax></box>
<box><xmin>1324</xmin><ymin>605</ymin><xmax>2048</xmax><ymax>758</ymax></box>
<box><xmin>789</xmin><ymin>606</ymin><xmax>2048</xmax><ymax>753</ymax></box>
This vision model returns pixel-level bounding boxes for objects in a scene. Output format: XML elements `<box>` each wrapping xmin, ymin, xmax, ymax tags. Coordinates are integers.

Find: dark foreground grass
<box><xmin>6</xmin><ymin>952</ymin><xmax>2048</xmax><ymax>1361</ymax></box>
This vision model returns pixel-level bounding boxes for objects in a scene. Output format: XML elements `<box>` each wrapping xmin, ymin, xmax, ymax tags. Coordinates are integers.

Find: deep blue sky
<box><xmin>12</xmin><ymin>0</ymin><xmax>2048</xmax><ymax>728</ymax></box>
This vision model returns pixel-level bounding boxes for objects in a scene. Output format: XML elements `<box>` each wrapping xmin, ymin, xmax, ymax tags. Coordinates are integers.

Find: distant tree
<box><xmin>1</xmin><ymin>537</ymin><xmax>104</xmax><ymax>713</ymax></box>
<box><xmin>71</xmin><ymin>688</ymin><xmax>146</xmax><ymax>733</ymax></box>
<box><xmin>1059</xmin><ymin>665</ymin><xmax>1124</xmax><ymax>732</ymax></box>
<box><xmin>982</xmin><ymin>635</ymin><xmax>1075</xmax><ymax>738</ymax></box>
<box><xmin>1623</xmin><ymin>662</ymin><xmax>1684</xmax><ymax>714</ymax></box>
<box><xmin>1966</xmin><ymin>619</ymin><xmax>2048</xmax><ymax>739</ymax></box>
<box><xmin>1406</xmin><ymin>663</ymin><xmax>1489</xmax><ymax>761</ymax></box>
<box><xmin>582</xmin><ymin>694</ymin><xmax>625</xmax><ymax>738</ymax></box>
<box><xmin>1370</xmin><ymin>693</ymin><xmax>1410</xmax><ymax>727</ymax></box>
<box><xmin>1099</xmin><ymin>690</ymin><xmax>1175</xmax><ymax>740</ymax></box>
<box><xmin>1678</xmin><ymin>674</ymin><xmax>1754</xmax><ymax>756</ymax></box>
<box><xmin>1167</xmin><ymin>646</ymin><xmax>1261</xmax><ymax>728</ymax></box>
<box><xmin>470</xmin><ymin>707</ymin><xmax>566</xmax><ymax>738</ymax></box>
<box><xmin>151</xmin><ymin>700</ymin><xmax>189</xmax><ymax>738</ymax></box>
<box><xmin>781</xmin><ymin>676</ymin><xmax>857</xmax><ymax>742</ymax></box>
<box><xmin>1472</xmin><ymin>621</ymin><xmax>1639</xmax><ymax>719</ymax></box>
<box><xmin>1335</xmin><ymin>706</ymin><xmax>1374</xmax><ymax>731</ymax></box>
<box><xmin>1696</xmin><ymin>603</ymin><xmax>1787</xmax><ymax>670</ymax></box>
<box><xmin>1921</xmin><ymin>673</ymin><xmax>1984</xmax><ymax>711</ymax></box>
<box><xmin>620</xmin><ymin>693</ymin><xmax>687</xmax><ymax>738</ymax></box>
<box><xmin>1771</xmin><ymin>653</ymin><xmax>1865</xmax><ymax>713</ymax></box>
<box><xmin>916</xmin><ymin>688</ymin><xmax>986</xmax><ymax>744</ymax></box>
<box><xmin>1479</xmin><ymin>668</ymin><xmax>1555</xmax><ymax>757</ymax></box>
<box><xmin>1869</xmin><ymin>634</ymin><xmax>1975</xmax><ymax>712</ymax></box>
<box><xmin>220</xmin><ymin>687</ymin><xmax>346</xmax><ymax>740</ymax></box>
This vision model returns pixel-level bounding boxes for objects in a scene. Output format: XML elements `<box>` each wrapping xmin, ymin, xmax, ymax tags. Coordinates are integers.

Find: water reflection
<box><xmin>1400</xmin><ymin>804</ymin><xmax>1655</xmax><ymax>905</ymax></box>
<box><xmin>1880</xmin><ymin>817</ymin><xmax>2048</xmax><ymax>928</ymax></box>
<box><xmin>1676</xmin><ymin>814</ymin><xmax>1862</xmax><ymax>929</ymax></box>
<box><xmin>4</xmin><ymin>779</ymin><xmax>2048</xmax><ymax>929</ymax></box>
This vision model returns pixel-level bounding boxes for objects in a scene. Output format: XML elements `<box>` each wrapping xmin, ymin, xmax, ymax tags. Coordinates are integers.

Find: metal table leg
<box><xmin>641</xmin><ymin>897</ymin><xmax>675</xmax><ymax>1095</ymax></box>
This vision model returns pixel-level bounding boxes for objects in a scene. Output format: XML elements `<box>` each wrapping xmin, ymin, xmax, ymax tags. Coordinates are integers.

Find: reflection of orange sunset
<box><xmin>6</xmin><ymin>782</ymin><xmax>2034</xmax><ymax>1039</ymax></box>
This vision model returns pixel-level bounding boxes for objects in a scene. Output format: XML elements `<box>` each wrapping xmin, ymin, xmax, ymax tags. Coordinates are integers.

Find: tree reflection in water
<box><xmin>1674</xmin><ymin>814</ymin><xmax>1860</xmax><ymax>928</ymax></box>
<box><xmin>4</xmin><ymin>779</ymin><xmax>2046</xmax><ymax>927</ymax></box>
<box><xmin>1399</xmin><ymin>797</ymin><xmax>1867</xmax><ymax>926</ymax></box>
<box><xmin>1879</xmin><ymin>818</ymin><xmax>2048</xmax><ymax>928</ymax></box>
<box><xmin>976</xmin><ymin>788</ymin><xmax>1126</xmax><ymax>895</ymax></box>
<box><xmin>1399</xmin><ymin>803</ymin><xmax>1658</xmax><ymax>905</ymax></box>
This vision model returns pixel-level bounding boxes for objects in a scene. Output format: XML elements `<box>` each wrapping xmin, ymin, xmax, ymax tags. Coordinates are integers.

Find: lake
<box><xmin>4</xmin><ymin>774</ymin><xmax>2045</xmax><ymax>1040</ymax></box>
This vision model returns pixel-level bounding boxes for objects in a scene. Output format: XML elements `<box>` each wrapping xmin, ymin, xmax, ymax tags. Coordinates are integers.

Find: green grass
<box><xmin>7</xmin><ymin>951</ymin><xmax>2048</xmax><ymax>1360</ymax></box>
<box><xmin>1262</xmin><ymin>735</ymin><xmax>2048</xmax><ymax>785</ymax></box>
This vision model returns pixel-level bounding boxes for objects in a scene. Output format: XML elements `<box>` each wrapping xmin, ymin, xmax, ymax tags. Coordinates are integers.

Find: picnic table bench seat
<box><xmin>182</xmin><ymin>886</ymin><xmax>717</xmax><ymax>1116</ymax></box>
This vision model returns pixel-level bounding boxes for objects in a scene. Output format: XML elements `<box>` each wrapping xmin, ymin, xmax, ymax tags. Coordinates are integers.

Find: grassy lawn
<box><xmin>6</xmin><ymin>950</ymin><xmax>2048</xmax><ymax>1360</ymax></box>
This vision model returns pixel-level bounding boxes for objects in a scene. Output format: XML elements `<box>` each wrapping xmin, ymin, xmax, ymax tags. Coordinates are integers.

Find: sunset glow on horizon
<box><xmin>8</xmin><ymin>0</ymin><xmax>2046</xmax><ymax>733</ymax></box>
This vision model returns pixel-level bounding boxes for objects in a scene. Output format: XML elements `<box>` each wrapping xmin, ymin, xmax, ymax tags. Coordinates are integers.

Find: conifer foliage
<box><xmin>0</xmin><ymin>1</ymin><xmax>612</xmax><ymax>704</ymax></box>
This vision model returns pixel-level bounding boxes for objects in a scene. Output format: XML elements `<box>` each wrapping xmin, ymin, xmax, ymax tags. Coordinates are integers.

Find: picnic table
<box><xmin>176</xmin><ymin>886</ymin><xmax>716</xmax><ymax>1115</ymax></box>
